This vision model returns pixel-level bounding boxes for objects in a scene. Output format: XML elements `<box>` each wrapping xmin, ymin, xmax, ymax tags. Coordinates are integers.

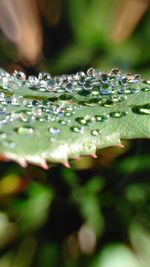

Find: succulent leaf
<box><xmin>0</xmin><ymin>68</ymin><xmax>149</xmax><ymax>167</ymax></box>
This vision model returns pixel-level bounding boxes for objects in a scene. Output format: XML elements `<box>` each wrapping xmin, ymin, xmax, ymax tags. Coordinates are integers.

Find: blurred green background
<box><xmin>0</xmin><ymin>0</ymin><xmax>150</xmax><ymax>266</ymax></box>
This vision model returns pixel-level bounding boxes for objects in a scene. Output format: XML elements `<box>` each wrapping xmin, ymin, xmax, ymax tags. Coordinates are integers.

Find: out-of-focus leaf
<box><xmin>91</xmin><ymin>244</ymin><xmax>141</xmax><ymax>267</ymax></box>
<box><xmin>10</xmin><ymin>182</ymin><xmax>53</xmax><ymax>232</ymax></box>
<box><xmin>116</xmin><ymin>155</ymin><xmax>150</xmax><ymax>174</ymax></box>
<box><xmin>129</xmin><ymin>224</ymin><xmax>150</xmax><ymax>267</ymax></box>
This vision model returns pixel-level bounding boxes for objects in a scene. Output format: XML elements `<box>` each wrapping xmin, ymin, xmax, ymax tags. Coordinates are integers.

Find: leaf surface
<box><xmin>0</xmin><ymin>68</ymin><xmax>149</xmax><ymax>167</ymax></box>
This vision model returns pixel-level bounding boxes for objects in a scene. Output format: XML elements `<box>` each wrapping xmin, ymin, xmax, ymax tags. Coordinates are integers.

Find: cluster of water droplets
<box><xmin>0</xmin><ymin>67</ymin><xmax>147</xmax><ymax>95</ymax></box>
<box><xmin>0</xmin><ymin>67</ymin><xmax>149</xmax><ymax>151</ymax></box>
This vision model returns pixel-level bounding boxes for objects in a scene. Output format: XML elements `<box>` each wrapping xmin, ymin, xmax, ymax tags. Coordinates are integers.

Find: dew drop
<box><xmin>0</xmin><ymin>108</ymin><xmax>6</xmax><ymax>115</ymax></box>
<box><xmin>3</xmin><ymin>140</ymin><xmax>16</xmax><ymax>149</ymax></box>
<box><xmin>38</xmin><ymin>80</ymin><xmax>48</xmax><ymax>91</ymax></box>
<box><xmin>76</xmin><ymin>116</ymin><xmax>95</xmax><ymax>126</ymax></box>
<box><xmin>81</xmin><ymin>98</ymin><xmax>99</xmax><ymax>106</ymax></box>
<box><xmin>0</xmin><ymin>68</ymin><xmax>9</xmax><ymax>78</ymax></box>
<box><xmin>76</xmin><ymin>117</ymin><xmax>87</xmax><ymax>125</ymax></box>
<box><xmin>28</xmin><ymin>76</ymin><xmax>39</xmax><ymax>86</ymax></box>
<box><xmin>111</xmin><ymin>68</ymin><xmax>120</xmax><ymax>75</ymax></box>
<box><xmin>141</xmin><ymin>87</ymin><xmax>150</xmax><ymax>92</ymax></box>
<box><xmin>38</xmin><ymin>72</ymin><xmax>51</xmax><ymax>80</ymax></box>
<box><xmin>95</xmin><ymin>114</ymin><xmax>109</xmax><ymax>122</ymax></box>
<box><xmin>76</xmin><ymin>71</ymin><xmax>85</xmax><ymax>81</ymax></box>
<box><xmin>87</xmin><ymin>67</ymin><xmax>94</xmax><ymax>77</ymax></box>
<box><xmin>0</xmin><ymin>131</ymin><xmax>7</xmax><ymax>139</ymax></box>
<box><xmin>58</xmin><ymin>119</ymin><xmax>69</xmax><ymax>125</ymax></box>
<box><xmin>100</xmin><ymin>83</ymin><xmax>112</xmax><ymax>95</ymax></box>
<box><xmin>101</xmin><ymin>73</ymin><xmax>108</xmax><ymax>83</ymax></box>
<box><xmin>143</xmin><ymin>79</ymin><xmax>150</xmax><ymax>85</ymax></box>
<box><xmin>132</xmin><ymin>104</ymin><xmax>150</xmax><ymax>115</ymax></box>
<box><xmin>49</xmin><ymin>127</ymin><xmax>60</xmax><ymax>134</ymax></box>
<box><xmin>0</xmin><ymin>92</ymin><xmax>5</xmax><ymax>102</ymax></box>
<box><xmin>118</xmin><ymin>86</ymin><xmax>132</xmax><ymax>95</ymax></box>
<box><xmin>13</xmin><ymin>70</ymin><xmax>26</xmax><ymax>80</ymax></box>
<box><xmin>42</xmin><ymin>100</ymin><xmax>50</xmax><ymax>106</ymax></box>
<box><xmin>119</xmin><ymin>76</ymin><xmax>128</xmax><ymax>86</ymax></box>
<box><xmin>32</xmin><ymin>100</ymin><xmax>39</xmax><ymax>106</ymax></box>
<box><xmin>9</xmin><ymin>142</ymin><xmax>16</xmax><ymax>149</ymax></box>
<box><xmin>109</xmin><ymin>111</ymin><xmax>128</xmax><ymax>118</ymax></box>
<box><xmin>84</xmin><ymin>80</ymin><xmax>93</xmax><ymax>91</ymax></box>
<box><xmin>131</xmin><ymin>87</ymin><xmax>140</xmax><ymax>94</ymax></box>
<box><xmin>132</xmin><ymin>74</ymin><xmax>141</xmax><ymax>83</ymax></box>
<box><xmin>110</xmin><ymin>78</ymin><xmax>119</xmax><ymax>87</ymax></box>
<box><xmin>16</xmin><ymin>126</ymin><xmax>34</xmax><ymax>134</ymax></box>
<box><xmin>64</xmin><ymin>82</ymin><xmax>74</xmax><ymax>93</ymax></box>
<box><xmin>64</xmin><ymin>112</ymin><xmax>72</xmax><ymax>117</ymax></box>
<box><xmin>102</xmin><ymin>99</ymin><xmax>115</xmax><ymax>107</ymax></box>
<box><xmin>71</xmin><ymin>126</ymin><xmax>84</xmax><ymax>133</ymax></box>
<box><xmin>118</xmin><ymin>86</ymin><xmax>125</xmax><ymax>94</ymax></box>
<box><xmin>91</xmin><ymin>129</ymin><xmax>101</xmax><ymax>136</ymax></box>
<box><xmin>92</xmin><ymin>69</ymin><xmax>101</xmax><ymax>79</ymax></box>
<box><xmin>54</xmin><ymin>76</ymin><xmax>63</xmax><ymax>86</ymax></box>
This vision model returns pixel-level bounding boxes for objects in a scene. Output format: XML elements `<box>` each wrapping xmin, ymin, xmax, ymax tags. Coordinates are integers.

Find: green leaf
<box><xmin>0</xmin><ymin>68</ymin><xmax>149</xmax><ymax>167</ymax></box>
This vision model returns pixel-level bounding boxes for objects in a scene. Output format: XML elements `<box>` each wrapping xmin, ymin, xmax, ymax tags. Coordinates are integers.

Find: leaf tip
<box><xmin>63</xmin><ymin>161</ymin><xmax>71</xmax><ymax>168</ymax></box>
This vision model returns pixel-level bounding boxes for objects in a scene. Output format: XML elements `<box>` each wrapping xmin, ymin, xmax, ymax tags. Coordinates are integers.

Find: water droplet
<box><xmin>102</xmin><ymin>99</ymin><xmax>115</xmax><ymax>107</ymax></box>
<box><xmin>16</xmin><ymin>126</ymin><xmax>34</xmax><ymax>134</ymax></box>
<box><xmin>91</xmin><ymin>129</ymin><xmax>101</xmax><ymax>136</ymax></box>
<box><xmin>0</xmin><ymin>108</ymin><xmax>6</xmax><ymax>115</ymax></box>
<box><xmin>9</xmin><ymin>142</ymin><xmax>16</xmax><ymax>149</ymax></box>
<box><xmin>58</xmin><ymin>119</ymin><xmax>70</xmax><ymax>125</ymax></box>
<box><xmin>0</xmin><ymin>131</ymin><xmax>7</xmax><ymax>139</ymax></box>
<box><xmin>78</xmin><ymin>76</ymin><xmax>86</xmax><ymax>85</ymax></box>
<box><xmin>76</xmin><ymin>116</ymin><xmax>95</xmax><ymax>126</ymax></box>
<box><xmin>80</xmin><ymin>98</ymin><xmax>99</xmax><ymax>106</ymax></box>
<box><xmin>95</xmin><ymin>114</ymin><xmax>109</xmax><ymax>122</ymax></box>
<box><xmin>141</xmin><ymin>87</ymin><xmax>150</xmax><ymax>92</ymax></box>
<box><xmin>131</xmin><ymin>87</ymin><xmax>140</xmax><ymax>94</ymax></box>
<box><xmin>76</xmin><ymin>117</ymin><xmax>87</xmax><ymax>125</ymax></box>
<box><xmin>3</xmin><ymin>140</ymin><xmax>16</xmax><ymax>149</ymax></box>
<box><xmin>109</xmin><ymin>111</ymin><xmax>128</xmax><ymax>118</ymax></box>
<box><xmin>100</xmin><ymin>83</ymin><xmax>112</xmax><ymax>95</ymax></box>
<box><xmin>38</xmin><ymin>72</ymin><xmax>51</xmax><ymax>80</ymax></box>
<box><xmin>87</xmin><ymin>67</ymin><xmax>94</xmax><ymax>77</ymax></box>
<box><xmin>13</xmin><ymin>70</ymin><xmax>26</xmax><ymax>80</ymax></box>
<box><xmin>76</xmin><ymin>71</ymin><xmax>85</xmax><ymax>81</ymax></box>
<box><xmin>49</xmin><ymin>127</ymin><xmax>60</xmax><ymax>134</ymax></box>
<box><xmin>119</xmin><ymin>76</ymin><xmax>128</xmax><ymax>86</ymax></box>
<box><xmin>101</xmin><ymin>73</ymin><xmax>108</xmax><ymax>83</ymax></box>
<box><xmin>0</xmin><ymin>92</ymin><xmax>5</xmax><ymax>102</ymax></box>
<box><xmin>83</xmin><ymin>80</ymin><xmax>93</xmax><ymax>91</ymax></box>
<box><xmin>71</xmin><ymin>126</ymin><xmax>84</xmax><ymax>133</ymax></box>
<box><xmin>110</xmin><ymin>78</ymin><xmax>119</xmax><ymax>87</ymax></box>
<box><xmin>93</xmin><ymin>69</ymin><xmax>101</xmax><ymax>79</ymax></box>
<box><xmin>124</xmin><ymin>88</ymin><xmax>132</xmax><ymax>94</ymax></box>
<box><xmin>132</xmin><ymin>104</ymin><xmax>150</xmax><ymax>115</ymax></box>
<box><xmin>91</xmin><ymin>88</ymin><xmax>100</xmax><ymax>95</ymax></box>
<box><xmin>132</xmin><ymin>74</ymin><xmax>141</xmax><ymax>83</ymax></box>
<box><xmin>64</xmin><ymin>112</ymin><xmax>72</xmax><ymax>117</ymax></box>
<box><xmin>64</xmin><ymin>82</ymin><xmax>74</xmax><ymax>93</ymax></box>
<box><xmin>38</xmin><ymin>80</ymin><xmax>48</xmax><ymax>91</ymax></box>
<box><xmin>0</xmin><ymin>68</ymin><xmax>9</xmax><ymax>78</ymax></box>
<box><xmin>28</xmin><ymin>76</ymin><xmax>39</xmax><ymax>86</ymax></box>
<box><xmin>143</xmin><ymin>79</ymin><xmax>150</xmax><ymax>85</ymax></box>
<box><xmin>111</xmin><ymin>68</ymin><xmax>120</xmax><ymax>75</ymax></box>
<box><xmin>32</xmin><ymin>100</ymin><xmax>40</xmax><ymax>106</ymax></box>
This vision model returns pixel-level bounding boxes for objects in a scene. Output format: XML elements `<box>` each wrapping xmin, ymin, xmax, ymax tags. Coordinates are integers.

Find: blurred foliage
<box><xmin>0</xmin><ymin>0</ymin><xmax>150</xmax><ymax>267</ymax></box>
